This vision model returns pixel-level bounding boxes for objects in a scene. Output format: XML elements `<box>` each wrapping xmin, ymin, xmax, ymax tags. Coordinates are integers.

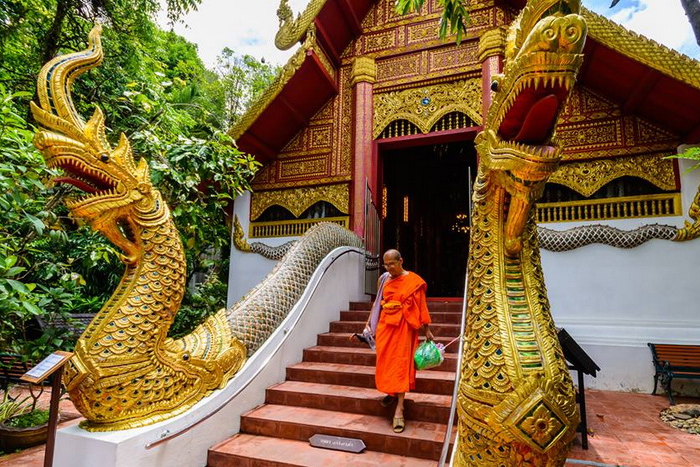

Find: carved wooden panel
<box><xmin>556</xmin><ymin>86</ymin><xmax>678</xmax><ymax>161</ymax></box>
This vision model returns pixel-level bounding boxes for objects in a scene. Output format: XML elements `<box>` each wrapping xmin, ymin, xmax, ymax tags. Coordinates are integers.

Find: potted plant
<box><xmin>0</xmin><ymin>384</ymin><xmax>51</xmax><ymax>452</ymax></box>
<box><xmin>0</xmin><ymin>390</ymin><xmax>27</xmax><ymax>424</ymax></box>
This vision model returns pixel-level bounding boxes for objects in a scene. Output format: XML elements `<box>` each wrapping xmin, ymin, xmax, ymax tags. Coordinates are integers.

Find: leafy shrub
<box><xmin>169</xmin><ymin>277</ymin><xmax>228</xmax><ymax>338</ymax></box>
<box><xmin>4</xmin><ymin>409</ymin><xmax>50</xmax><ymax>428</ymax></box>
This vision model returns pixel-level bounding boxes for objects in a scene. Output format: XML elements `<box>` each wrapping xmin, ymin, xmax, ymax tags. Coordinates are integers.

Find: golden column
<box><xmin>350</xmin><ymin>56</ymin><xmax>377</xmax><ymax>236</ymax></box>
<box><xmin>478</xmin><ymin>27</ymin><xmax>506</xmax><ymax>122</ymax></box>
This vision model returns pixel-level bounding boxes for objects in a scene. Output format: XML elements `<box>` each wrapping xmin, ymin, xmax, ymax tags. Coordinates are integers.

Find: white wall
<box><xmin>543</xmin><ymin>158</ymin><xmax>700</xmax><ymax>395</ymax></box>
<box><xmin>227</xmin><ymin>191</ymin><xmax>298</xmax><ymax>307</ymax></box>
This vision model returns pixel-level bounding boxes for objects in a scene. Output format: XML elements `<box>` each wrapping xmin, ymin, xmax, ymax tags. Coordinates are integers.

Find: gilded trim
<box><xmin>549</xmin><ymin>154</ymin><xmax>677</xmax><ymax>197</ymax></box>
<box><xmin>314</xmin><ymin>31</ymin><xmax>336</xmax><ymax>78</ymax></box>
<box><xmin>351</xmin><ymin>56</ymin><xmax>377</xmax><ymax>86</ymax></box>
<box><xmin>233</xmin><ymin>215</ymin><xmax>251</xmax><ymax>252</ymax></box>
<box><xmin>373</xmin><ymin>78</ymin><xmax>482</xmax><ymax>138</ymax></box>
<box><xmin>674</xmin><ymin>184</ymin><xmax>700</xmax><ymax>241</ymax></box>
<box><xmin>250</xmin><ymin>216</ymin><xmax>349</xmax><ymax>238</ymax></box>
<box><xmin>478</xmin><ymin>26</ymin><xmax>507</xmax><ymax>62</ymax></box>
<box><xmin>536</xmin><ymin>193</ymin><xmax>682</xmax><ymax>223</ymax></box>
<box><xmin>584</xmin><ymin>7</ymin><xmax>700</xmax><ymax>90</ymax></box>
<box><xmin>275</xmin><ymin>0</ymin><xmax>328</xmax><ymax>50</ymax></box>
<box><xmin>252</xmin><ymin>175</ymin><xmax>351</xmax><ymax>191</ymax></box>
<box><xmin>250</xmin><ymin>183</ymin><xmax>349</xmax><ymax>220</ymax></box>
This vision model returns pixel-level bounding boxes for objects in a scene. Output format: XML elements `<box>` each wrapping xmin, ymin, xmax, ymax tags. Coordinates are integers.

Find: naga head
<box><xmin>31</xmin><ymin>25</ymin><xmax>166</xmax><ymax>264</ymax></box>
<box><xmin>477</xmin><ymin>0</ymin><xmax>587</xmax><ymax>255</ymax></box>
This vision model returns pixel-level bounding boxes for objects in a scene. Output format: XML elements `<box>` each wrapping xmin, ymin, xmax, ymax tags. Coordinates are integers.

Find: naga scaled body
<box><xmin>456</xmin><ymin>1</ymin><xmax>588</xmax><ymax>466</ymax></box>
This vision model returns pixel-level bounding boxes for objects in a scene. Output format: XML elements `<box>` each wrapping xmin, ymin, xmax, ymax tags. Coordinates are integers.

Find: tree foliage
<box><xmin>395</xmin><ymin>0</ymin><xmax>469</xmax><ymax>42</ymax></box>
<box><xmin>212</xmin><ymin>48</ymin><xmax>279</xmax><ymax>128</ymax></box>
<box><xmin>0</xmin><ymin>1</ymin><xmax>276</xmax><ymax>357</ymax></box>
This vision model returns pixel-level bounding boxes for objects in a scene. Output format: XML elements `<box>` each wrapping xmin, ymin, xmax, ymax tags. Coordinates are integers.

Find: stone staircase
<box><xmin>208</xmin><ymin>300</ymin><xmax>462</xmax><ymax>467</ymax></box>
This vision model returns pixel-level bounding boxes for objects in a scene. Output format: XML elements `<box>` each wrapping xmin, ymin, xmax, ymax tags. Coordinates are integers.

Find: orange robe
<box><xmin>375</xmin><ymin>271</ymin><xmax>431</xmax><ymax>395</ymax></box>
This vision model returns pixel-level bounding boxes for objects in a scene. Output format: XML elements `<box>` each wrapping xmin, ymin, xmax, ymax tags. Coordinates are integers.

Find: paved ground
<box><xmin>567</xmin><ymin>389</ymin><xmax>700</xmax><ymax>467</ymax></box>
<box><xmin>1</xmin><ymin>387</ymin><xmax>698</xmax><ymax>467</ymax></box>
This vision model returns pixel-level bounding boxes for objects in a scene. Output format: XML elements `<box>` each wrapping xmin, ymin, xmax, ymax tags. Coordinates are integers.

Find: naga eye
<box><xmin>100</xmin><ymin>154</ymin><xmax>110</xmax><ymax>163</ymax></box>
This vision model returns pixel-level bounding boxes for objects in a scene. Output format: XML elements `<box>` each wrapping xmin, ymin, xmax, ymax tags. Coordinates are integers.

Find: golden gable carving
<box><xmin>373</xmin><ymin>78</ymin><xmax>482</xmax><ymax>138</ymax></box>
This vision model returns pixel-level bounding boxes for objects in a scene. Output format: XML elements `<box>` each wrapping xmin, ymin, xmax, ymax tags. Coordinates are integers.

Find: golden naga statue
<box><xmin>31</xmin><ymin>25</ymin><xmax>361</xmax><ymax>431</ymax></box>
<box><xmin>456</xmin><ymin>1</ymin><xmax>587</xmax><ymax>466</ymax></box>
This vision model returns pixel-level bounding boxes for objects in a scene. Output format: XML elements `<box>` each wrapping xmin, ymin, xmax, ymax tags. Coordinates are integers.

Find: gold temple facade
<box><xmin>231</xmin><ymin>0</ymin><xmax>700</xmax><ymax>241</ymax></box>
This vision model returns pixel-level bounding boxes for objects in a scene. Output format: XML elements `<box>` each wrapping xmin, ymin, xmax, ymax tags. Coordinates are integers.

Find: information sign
<box><xmin>20</xmin><ymin>351</ymin><xmax>73</xmax><ymax>384</ymax></box>
<box><xmin>309</xmin><ymin>434</ymin><xmax>366</xmax><ymax>453</ymax></box>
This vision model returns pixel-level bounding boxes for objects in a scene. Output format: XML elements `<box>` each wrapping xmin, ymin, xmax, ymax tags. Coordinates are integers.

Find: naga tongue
<box><xmin>513</xmin><ymin>94</ymin><xmax>560</xmax><ymax>144</ymax></box>
<box><xmin>54</xmin><ymin>176</ymin><xmax>98</xmax><ymax>194</ymax></box>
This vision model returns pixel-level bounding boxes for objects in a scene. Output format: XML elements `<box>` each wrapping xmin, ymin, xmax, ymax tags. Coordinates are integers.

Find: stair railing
<box><xmin>439</xmin><ymin>167</ymin><xmax>472</xmax><ymax>466</ymax></box>
<box><xmin>438</xmin><ymin>268</ymin><xmax>468</xmax><ymax>467</ymax></box>
<box><xmin>144</xmin><ymin>247</ymin><xmax>364</xmax><ymax>450</ymax></box>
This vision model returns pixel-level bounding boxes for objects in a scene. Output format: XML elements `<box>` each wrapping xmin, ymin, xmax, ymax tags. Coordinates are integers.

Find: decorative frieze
<box><xmin>550</xmin><ymin>154</ymin><xmax>677</xmax><ymax>197</ymax></box>
<box><xmin>373</xmin><ymin>79</ymin><xmax>482</xmax><ymax>138</ymax></box>
<box><xmin>250</xmin><ymin>183</ymin><xmax>350</xmax><ymax>220</ymax></box>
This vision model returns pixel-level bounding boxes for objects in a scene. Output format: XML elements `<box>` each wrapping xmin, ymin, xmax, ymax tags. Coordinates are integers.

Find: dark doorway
<box><xmin>382</xmin><ymin>142</ymin><xmax>476</xmax><ymax>297</ymax></box>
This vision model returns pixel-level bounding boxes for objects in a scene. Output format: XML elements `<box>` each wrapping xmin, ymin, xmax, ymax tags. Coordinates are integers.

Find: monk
<box><xmin>369</xmin><ymin>249</ymin><xmax>433</xmax><ymax>433</ymax></box>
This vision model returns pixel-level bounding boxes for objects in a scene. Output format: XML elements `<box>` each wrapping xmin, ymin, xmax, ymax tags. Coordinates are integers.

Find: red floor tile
<box><xmin>2</xmin><ymin>387</ymin><xmax>698</xmax><ymax>466</ymax></box>
<box><xmin>569</xmin><ymin>389</ymin><xmax>700</xmax><ymax>467</ymax></box>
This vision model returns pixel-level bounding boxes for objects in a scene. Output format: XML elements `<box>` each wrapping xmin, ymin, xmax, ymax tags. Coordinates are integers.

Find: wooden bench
<box><xmin>0</xmin><ymin>353</ymin><xmax>31</xmax><ymax>392</ymax></box>
<box><xmin>648</xmin><ymin>343</ymin><xmax>700</xmax><ymax>405</ymax></box>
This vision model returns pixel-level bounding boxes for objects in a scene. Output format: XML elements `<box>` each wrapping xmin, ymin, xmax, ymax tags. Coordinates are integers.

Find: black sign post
<box><xmin>20</xmin><ymin>351</ymin><xmax>73</xmax><ymax>467</ymax></box>
<box><xmin>557</xmin><ymin>329</ymin><xmax>600</xmax><ymax>450</ymax></box>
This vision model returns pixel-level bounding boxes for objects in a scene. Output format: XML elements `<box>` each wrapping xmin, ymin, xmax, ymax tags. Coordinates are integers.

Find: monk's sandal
<box><xmin>393</xmin><ymin>417</ymin><xmax>405</xmax><ymax>433</ymax></box>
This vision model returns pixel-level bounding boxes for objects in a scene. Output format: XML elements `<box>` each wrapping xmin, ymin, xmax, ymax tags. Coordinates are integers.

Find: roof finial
<box><xmin>277</xmin><ymin>0</ymin><xmax>293</xmax><ymax>26</ymax></box>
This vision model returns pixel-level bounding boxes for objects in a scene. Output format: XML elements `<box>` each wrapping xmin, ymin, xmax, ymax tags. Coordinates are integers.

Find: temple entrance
<box><xmin>381</xmin><ymin>141</ymin><xmax>476</xmax><ymax>297</ymax></box>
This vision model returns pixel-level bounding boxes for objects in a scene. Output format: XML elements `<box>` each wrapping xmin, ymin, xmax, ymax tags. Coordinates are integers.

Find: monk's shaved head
<box><xmin>384</xmin><ymin>249</ymin><xmax>402</xmax><ymax>261</ymax></box>
<box><xmin>382</xmin><ymin>249</ymin><xmax>405</xmax><ymax>277</ymax></box>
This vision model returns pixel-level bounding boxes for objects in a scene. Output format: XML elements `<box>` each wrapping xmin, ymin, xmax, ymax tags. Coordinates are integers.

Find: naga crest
<box><xmin>31</xmin><ymin>25</ymin><xmax>246</xmax><ymax>431</ymax></box>
<box><xmin>31</xmin><ymin>25</ymin><xmax>166</xmax><ymax>264</ymax></box>
<box><xmin>477</xmin><ymin>0</ymin><xmax>587</xmax><ymax>255</ymax></box>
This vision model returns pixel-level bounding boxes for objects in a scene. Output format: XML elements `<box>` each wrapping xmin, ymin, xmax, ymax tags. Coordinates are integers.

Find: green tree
<box><xmin>395</xmin><ymin>0</ymin><xmax>469</xmax><ymax>42</ymax></box>
<box><xmin>212</xmin><ymin>48</ymin><xmax>279</xmax><ymax>127</ymax></box>
<box><xmin>0</xmin><ymin>86</ymin><xmax>82</xmax><ymax>357</ymax></box>
<box><xmin>0</xmin><ymin>1</ymin><xmax>264</xmax><ymax>355</ymax></box>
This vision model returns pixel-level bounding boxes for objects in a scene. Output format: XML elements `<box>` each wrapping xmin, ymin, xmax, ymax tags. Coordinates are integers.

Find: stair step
<box><xmin>286</xmin><ymin>362</ymin><xmax>455</xmax><ymax>395</ymax></box>
<box><xmin>303</xmin><ymin>346</ymin><xmax>457</xmax><ymax>371</ymax></box>
<box><xmin>208</xmin><ymin>433</ymin><xmax>439</xmax><ymax>467</ymax></box>
<box><xmin>239</xmin><ymin>404</ymin><xmax>454</xmax><ymax>460</ymax></box>
<box><xmin>317</xmin><ymin>332</ymin><xmax>461</xmax><ymax>353</ymax></box>
<box><xmin>426</xmin><ymin>301</ymin><xmax>463</xmax><ymax>313</ymax></box>
<box><xmin>329</xmin><ymin>320</ymin><xmax>460</xmax><ymax>336</ymax></box>
<box><xmin>209</xmin><ymin>299</ymin><xmax>461</xmax><ymax>467</ymax></box>
<box><xmin>340</xmin><ymin>310</ymin><xmax>462</xmax><ymax>324</ymax></box>
<box><xmin>266</xmin><ymin>380</ymin><xmax>452</xmax><ymax>424</ymax></box>
<box><xmin>349</xmin><ymin>300</ymin><xmax>463</xmax><ymax>314</ymax></box>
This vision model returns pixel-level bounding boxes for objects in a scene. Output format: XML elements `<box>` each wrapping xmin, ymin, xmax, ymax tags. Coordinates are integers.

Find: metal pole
<box><xmin>438</xmin><ymin>166</ymin><xmax>473</xmax><ymax>467</ymax></box>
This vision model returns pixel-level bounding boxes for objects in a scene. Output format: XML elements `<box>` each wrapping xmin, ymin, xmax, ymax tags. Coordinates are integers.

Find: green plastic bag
<box><xmin>414</xmin><ymin>340</ymin><xmax>444</xmax><ymax>370</ymax></box>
